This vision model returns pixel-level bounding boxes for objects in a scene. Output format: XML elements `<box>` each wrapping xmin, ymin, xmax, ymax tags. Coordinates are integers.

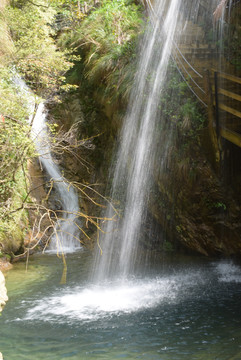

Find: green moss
<box><xmin>0</xmin><ymin>167</ymin><xmax>31</xmax><ymax>255</ymax></box>
<box><xmin>0</xmin><ymin>67</ymin><xmax>36</xmax><ymax>256</ymax></box>
<box><xmin>163</xmin><ymin>240</ymin><xmax>174</xmax><ymax>252</ymax></box>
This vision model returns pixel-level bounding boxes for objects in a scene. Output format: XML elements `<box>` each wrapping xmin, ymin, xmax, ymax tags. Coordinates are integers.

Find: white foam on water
<box><xmin>45</xmin><ymin>246</ymin><xmax>84</xmax><ymax>255</ymax></box>
<box><xmin>23</xmin><ymin>273</ymin><xmax>204</xmax><ymax>323</ymax></box>
<box><xmin>215</xmin><ymin>261</ymin><xmax>241</xmax><ymax>283</ymax></box>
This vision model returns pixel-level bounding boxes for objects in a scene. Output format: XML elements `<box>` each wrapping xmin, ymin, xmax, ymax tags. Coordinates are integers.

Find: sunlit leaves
<box><xmin>4</xmin><ymin>0</ymin><xmax>75</xmax><ymax>98</ymax></box>
<box><xmin>60</xmin><ymin>0</ymin><xmax>143</xmax><ymax>103</ymax></box>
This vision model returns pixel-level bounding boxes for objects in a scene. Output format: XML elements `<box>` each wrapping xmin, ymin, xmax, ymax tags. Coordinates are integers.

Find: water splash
<box><xmin>23</xmin><ymin>272</ymin><xmax>205</xmax><ymax>323</ymax></box>
<box><xmin>215</xmin><ymin>261</ymin><xmax>241</xmax><ymax>283</ymax></box>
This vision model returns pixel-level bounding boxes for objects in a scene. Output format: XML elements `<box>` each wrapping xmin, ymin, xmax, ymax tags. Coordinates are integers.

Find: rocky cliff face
<box><xmin>150</xmin><ymin>137</ymin><xmax>241</xmax><ymax>256</ymax></box>
<box><xmin>47</xmin><ymin>0</ymin><xmax>241</xmax><ymax>257</ymax></box>
<box><xmin>85</xmin><ymin>60</ymin><xmax>241</xmax><ymax>256</ymax></box>
<box><xmin>52</xmin><ymin>66</ymin><xmax>241</xmax><ymax>257</ymax></box>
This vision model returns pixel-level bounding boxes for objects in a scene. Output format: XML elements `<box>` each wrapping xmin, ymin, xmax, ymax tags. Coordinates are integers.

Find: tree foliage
<box><xmin>0</xmin><ymin>0</ymin><xmax>143</xmax><ymax>256</ymax></box>
<box><xmin>0</xmin><ymin>67</ymin><xmax>36</xmax><ymax>252</ymax></box>
<box><xmin>2</xmin><ymin>0</ymin><xmax>77</xmax><ymax>98</ymax></box>
<box><xmin>0</xmin><ymin>0</ymin><xmax>78</xmax><ymax>254</ymax></box>
<box><xmin>59</xmin><ymin>0</ymin><xmax>143</xmax><ymax>103</ymax></box>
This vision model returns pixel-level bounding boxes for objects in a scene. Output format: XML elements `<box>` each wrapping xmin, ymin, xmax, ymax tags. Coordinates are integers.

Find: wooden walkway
<box><xmin>174</xmin><ymin>46</ymin><xmax>241</xmax><ymax>149</ymax></box>
<box><xmin>212</xmin><ymin>70</ymin><xmax>241</xmax><ymax>147</ymax></box>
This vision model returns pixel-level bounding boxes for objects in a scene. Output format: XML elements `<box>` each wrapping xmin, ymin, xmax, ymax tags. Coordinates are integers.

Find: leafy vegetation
<box><xmin>59</xmin><ymin>0</ymin><xmax>143</xmax><ymax>104</ymax></box>
<box><xmin>3</xmin><ymin>0</ymin><xmax>77</xmax><ymax>98</ymax></box>
<box><xmin>159</xmin><ymin>63</ymin><xmax>206</xmax><ymax>138</ymax></box>
<box><xmin>0</xmin><ymin>0</ymin><xmax>77</xmax><ymax>255</ymax></box>
<box><xmin>152</xmin><ymin>62</ymin><xmax>207</xmax><ymax>191</ymax></box>
<box><xmin>0</xmin><ymin>67</ymin><xmax>35</xmax><ymax>254</ymax></box>
<box><xmin>0</xmin><ymin>0</ymin><xmax>141</xmax><ymax>256</ymax></box>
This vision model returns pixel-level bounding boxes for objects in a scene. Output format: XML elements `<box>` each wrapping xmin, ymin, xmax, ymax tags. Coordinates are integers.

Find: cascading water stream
<box><xmin>31</xmin><ymin>104</ymin><xmax>81</xmax><ymax>253</ymax></box>
<box><xmin>92</xmin><ymin>0</ymin><xmax>182</xmax><ymax>281</ymax></box>
<box><xmin>15</xmin><ymin>74</ymin><xmax>81</xmax><ymax>253</ymax></box>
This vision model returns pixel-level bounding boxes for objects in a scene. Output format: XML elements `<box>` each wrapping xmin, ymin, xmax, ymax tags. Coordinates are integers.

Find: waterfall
<box><xmin>13</xmin><ymin>73</ymin><xmax>81</xmax><ymax>253</ymax></box>
<box><xmin>31</xmin><ymin>104</ymin><xmax>81</xmax><ymax>253</ymax></box>
<box><xmin>92</xmin><ymin>0</ymin><xmax>182</xmax><ymax>281</ymax></box>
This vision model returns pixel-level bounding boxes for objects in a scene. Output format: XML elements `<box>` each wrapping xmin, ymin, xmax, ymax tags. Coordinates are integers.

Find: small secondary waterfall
<box><xmin>31</xmin><ymin>104</ymin><xmax>80</xmax><ymax>253</ymax></box>
<box><xmin>93</xmin><ymin>0</ymin><xmax>182</xmax><ymax>280</ymax></box>
<box><xmin>14</xmin><ymin>74</ymin><xmax>80</xmax><ymax>253</ymax></box>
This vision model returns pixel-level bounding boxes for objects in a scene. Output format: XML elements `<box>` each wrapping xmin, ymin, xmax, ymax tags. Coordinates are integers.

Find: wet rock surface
<box><xmin>150</xmin><ymin>144</ymin><xmax>241</xmax><ymax>257</ymax></box>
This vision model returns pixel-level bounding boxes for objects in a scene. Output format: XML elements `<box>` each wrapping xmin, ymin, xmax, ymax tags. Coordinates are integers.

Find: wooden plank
<box><xmin>220</xmin><ymin>126</ymin><xmax>241</xmax><ymax>147</ymax></box>
<box><xmin>214</xmin><ymin>71</ymin><xmax>220</xmax><ymax>137</ymax></box>
<box><xmin>223</xmin><ymin>123</ymin><xmax>241</xmax><ymax>131</ymax></box>
<box><xmin>218</xmin><ymin>88</ymin><xmax>241</xmax><ymax>102</ymax></box>
<box><xmin>219</xmin><ymin>72</ymin><xmax>241</xmax><ymax>85</ymax></box>
<box><xmin>218</xmin><ymin>103</ymin><xmax>241</xmax><ymax>119</ymax></box>
<box><xmin>211</xmin><ymin>69</ymin><xmax>241</xmax><ymax>85</ymax></box>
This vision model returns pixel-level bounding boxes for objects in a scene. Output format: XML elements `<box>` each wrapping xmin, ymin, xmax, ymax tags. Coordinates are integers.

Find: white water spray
<box><xmin>24</xmin><ymin>271</ymin><xmax>205</xmax><ymax>322</ymax></box>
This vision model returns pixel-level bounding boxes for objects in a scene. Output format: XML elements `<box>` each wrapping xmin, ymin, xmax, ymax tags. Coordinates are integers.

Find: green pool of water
<box><xmin>1</xmin><ymin>251</ymin><xmax>241</xmax><ymax>360</ymax></box>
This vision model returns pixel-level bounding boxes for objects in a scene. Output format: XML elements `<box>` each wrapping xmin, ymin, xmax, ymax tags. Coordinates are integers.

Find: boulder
<box><xmin>0</xmin><ymin>270</ymin><xmax>8</xmax><ymax>312</ymax></box>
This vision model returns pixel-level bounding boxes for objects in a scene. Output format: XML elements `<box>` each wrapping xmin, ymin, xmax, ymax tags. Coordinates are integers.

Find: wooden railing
<box><xmin>212</xmin><ymin>70</ymin><xmax>241</xmax><ymax>148</ymax></box>
<box><xmin>146</xmin><ymin>1</ymin><xmax>241</xmax><ymax>151</ymax></box>
<box><xmin>173</xmin><ymin>53</ymin><xmax>241</xmax><ymax>149</ymax></box>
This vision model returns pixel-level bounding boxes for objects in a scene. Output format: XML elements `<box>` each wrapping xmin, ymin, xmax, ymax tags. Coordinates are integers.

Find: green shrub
<box><xmin>59</xmin><ymin>0</ymin><xmax>143</xmax><ymax>103</ymax></box>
